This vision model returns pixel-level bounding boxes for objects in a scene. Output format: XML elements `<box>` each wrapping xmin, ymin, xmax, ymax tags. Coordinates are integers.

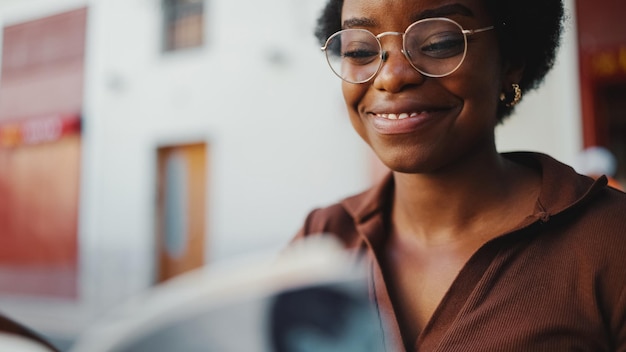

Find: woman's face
<box><xmin>340</xmin><ymin>0</ymin><xmax>514</xmax><ymax>173</ymax></box>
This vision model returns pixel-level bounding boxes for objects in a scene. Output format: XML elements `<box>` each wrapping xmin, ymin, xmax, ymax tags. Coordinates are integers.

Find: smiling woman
<box><xmin>291</xmin><ymin>0</ymin><xmax>626</xmax><ymax>351</ymax></box>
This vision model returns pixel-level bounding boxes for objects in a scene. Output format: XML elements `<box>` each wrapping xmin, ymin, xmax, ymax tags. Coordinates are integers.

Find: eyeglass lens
<box><xmin>324</xmin><ymin>18</ymin><xmax>467</xmax><ymax>83</ymax></box>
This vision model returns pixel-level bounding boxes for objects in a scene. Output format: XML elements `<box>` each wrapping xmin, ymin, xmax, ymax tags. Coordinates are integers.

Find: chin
<box><xmin>374</xmin><ymin>150</ymin><xmax>440</xmax><ymax>174</ymax></box>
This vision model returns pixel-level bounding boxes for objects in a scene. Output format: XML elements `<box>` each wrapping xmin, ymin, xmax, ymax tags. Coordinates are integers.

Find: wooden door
<box><xmin>156</xmin><ymin>143</ymin><xmax>208</xmax><ymax>282</ymax></box>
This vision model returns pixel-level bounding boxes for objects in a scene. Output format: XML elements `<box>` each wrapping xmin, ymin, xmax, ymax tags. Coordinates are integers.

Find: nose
<box><xmin>372</xmin><ymin>39</ymin><xmax>425</xmax><ymax>92</ymax></box>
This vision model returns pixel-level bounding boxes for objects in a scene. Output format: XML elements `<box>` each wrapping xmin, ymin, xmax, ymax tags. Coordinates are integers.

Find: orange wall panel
<box><xmin>0</xmin><ymin>135</ymin><xmax>80</xmax><ymax>265</ymax></box>
<box><xmin>0</xmin><ymin>7</ymin><xmax>86</xmax><ymax>298</ymax></box>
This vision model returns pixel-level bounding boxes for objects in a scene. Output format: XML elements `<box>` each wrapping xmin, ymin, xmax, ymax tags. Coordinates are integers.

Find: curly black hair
<box><xmin>314</xmin><ymin>0</ymin><xmax>565</xmax><ymax>120</ymax></box>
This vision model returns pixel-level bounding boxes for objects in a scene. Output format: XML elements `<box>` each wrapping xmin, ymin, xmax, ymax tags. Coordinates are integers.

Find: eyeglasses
<box><xmin>321</xmin><ymin>17</ymin><xmax>494</xmax><ymax>84</ymax></box>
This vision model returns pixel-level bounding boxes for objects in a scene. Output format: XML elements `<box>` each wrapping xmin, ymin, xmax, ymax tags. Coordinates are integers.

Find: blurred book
<box><xmin>0</xmin><ymin>333</ymin><xmax>56</xmax><ymax>352</ymax></box>
<box><xmin>70</xmin><ymin>236</ymin><xmax>387</xmax><ymax>352</ymax></box>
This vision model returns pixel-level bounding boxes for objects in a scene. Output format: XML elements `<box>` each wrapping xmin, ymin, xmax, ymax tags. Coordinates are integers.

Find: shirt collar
<box><xmin>340</xmin><ymin>151</ymin><xmax>607</xmax><ymax>227</ymax></box>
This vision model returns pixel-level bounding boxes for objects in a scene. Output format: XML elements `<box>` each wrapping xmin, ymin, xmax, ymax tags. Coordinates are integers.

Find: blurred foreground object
<box><xmin>70</xmin><ymin>236</ymin><xmax>386</xmax><ymax>352</ymax></box>
<box><xmin>0</xmin><ymin>332</ymin><xmax>56</xmax><ymax>352</ymax></box>
<box><xmin>574</xmin><ymin>146</ymin><xmax>624</xmax><ymax>190</ymax></box>
<box><xmin>0</xmin><ymin>315</ymin><xmax>59</xmax><ymax>352</ymax></box>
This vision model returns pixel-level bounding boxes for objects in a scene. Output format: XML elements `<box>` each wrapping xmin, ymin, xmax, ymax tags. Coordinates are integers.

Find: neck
<box><xmin>390</xmin><ymin>151</ymin><xmax>537</xmax><ymax>245</ymax></box>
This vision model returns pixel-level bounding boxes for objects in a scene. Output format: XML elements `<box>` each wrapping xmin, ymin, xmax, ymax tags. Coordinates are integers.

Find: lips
<box><xmin>369</xmin><ymin>107</ymin><xmax>455</xmax><ymax>135</ymax></box>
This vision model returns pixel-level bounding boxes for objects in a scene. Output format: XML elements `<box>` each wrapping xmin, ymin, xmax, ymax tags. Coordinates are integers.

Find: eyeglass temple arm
<box><xmin>462</xmin><ymin>25</ymin><xmax>494</xmax><ymax>36</ymax></box>
<box><xmin>321</xmin><ymin>26</ymin><xmax>495</xmax><ymax>50</ymax></box>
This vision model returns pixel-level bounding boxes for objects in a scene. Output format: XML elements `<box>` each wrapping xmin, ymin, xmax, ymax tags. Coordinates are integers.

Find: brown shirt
<box><xmin>295</xmin><ymin>152</ymin><xmax>626</xmax><ymax>352</ymax></box>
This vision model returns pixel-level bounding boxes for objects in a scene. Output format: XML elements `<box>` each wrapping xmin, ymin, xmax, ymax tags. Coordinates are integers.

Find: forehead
<box><xmin>341</xmin><ymin>0</ymin><xmax>491</xmax><ymax>28</ymax></box>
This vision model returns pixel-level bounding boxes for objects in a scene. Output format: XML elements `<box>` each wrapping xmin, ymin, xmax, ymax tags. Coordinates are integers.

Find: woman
<box><xmin>294</xmin><ymin>0</ymin><xmax>626</xmax><ymax>351</ymax></box>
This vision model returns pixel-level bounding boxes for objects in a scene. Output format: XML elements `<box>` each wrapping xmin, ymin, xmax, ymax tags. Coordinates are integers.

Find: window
<box><xmin>162</xmin><ymin>0</ymin><xmax>205</xmax><ymax>52</ymax></box>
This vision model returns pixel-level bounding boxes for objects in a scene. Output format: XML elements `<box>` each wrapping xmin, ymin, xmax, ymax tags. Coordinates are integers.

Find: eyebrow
<box><xmin>413</xmin><ymin>3</ymin><xmax>475</xmax><ymax>21</ymax></box>
<box><xmin>342</xmin><ymin>3</ymin><xmax>475</xmax><ymax>29</ymax></box>
<box><xmin>342</xmin><ymin>17</ymin><xmax>377</xmax><ymax>30</ymax></box>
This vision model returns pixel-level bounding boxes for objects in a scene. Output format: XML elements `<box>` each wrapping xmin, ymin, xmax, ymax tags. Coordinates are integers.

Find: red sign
<box><xmin>590</xmin><ymin>47</ymin><xmax>626</xmax><ymax>78</ymax></box>
<box><xmin>0</xmin><ymin>113</ymin><xmax>80</xmax><ymax>147</ymax></box>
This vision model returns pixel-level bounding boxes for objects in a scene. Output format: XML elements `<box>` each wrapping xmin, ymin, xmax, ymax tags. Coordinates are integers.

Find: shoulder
<box><xmin>545</xmin><ymin>170</ymin><xmax>626</xmax><ymax>253</ymax></box>
<box><xmin>575</xmin><ymin>185</ymin><xmax>626</xmax><ymax>242</ymax></box>
<box><xmin>544</xmin><ymin>183</ymin><xmax>626</xmax><ymax>301</ymax></box>
<box><xmin>295</xmin><ymin>201</ymin><xmax>362</xmax><ymax>249</ymax></box>
<box><xmin>568</xmin><ymin>188</ymin><xmax>626</xmax><ymax>338</ymax></box>
<box><xmin>294</xmin><ymin>174</ymin><xmax>394</xmax><ymax>248</ymax></box>
<box><xmin>505</xmin><ymin>151</ymin><xmax>626</xmax><ymax>263</ymax></box>
<box><xmin>567</xmin><ymin>178</ymin><xmax>626</xmax><ymax>231</ymax></box>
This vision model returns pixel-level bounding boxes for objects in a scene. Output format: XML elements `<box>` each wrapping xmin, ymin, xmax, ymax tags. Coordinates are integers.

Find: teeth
<box><xmin>378</xmin><ymin>112</ymin><xmax>421</xmax><ymax>120</ymax></box>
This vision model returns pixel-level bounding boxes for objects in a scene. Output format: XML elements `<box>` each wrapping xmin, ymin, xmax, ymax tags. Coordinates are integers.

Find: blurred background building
<box><xmin>0</xmin><ymin>0</ymin><xmax>623</xmax><ymax>349</ymax></box>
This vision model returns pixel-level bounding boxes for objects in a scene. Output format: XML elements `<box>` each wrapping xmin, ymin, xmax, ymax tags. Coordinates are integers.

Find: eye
<box><xmin>419</xmin><ymin>32</ymin><xmax>465</xmax><ymax>59</ymax></box>
<box><xmin>341</xmin><ymin>41</ymin><xmax>380</xmax><ymax>65</ymax></box>
<box><xmin>343</xmin><ymin>48</ymin><xmax>379</xmax><ymax>62</ymax></box>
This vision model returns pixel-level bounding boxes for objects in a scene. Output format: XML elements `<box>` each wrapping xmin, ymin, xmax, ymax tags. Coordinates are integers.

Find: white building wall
<box><xmin>81</xmin><ymin>0</ymin><xmax>375</xmax><ymax>327</ymax></box>
<box><xmin>0</xmin><ymin>0</ymin><xmax>370</xmax><ymax>339</ymax></box>
<box><xmin>0</xmin><ymin>0</ymin><xmax>583</xmax><ymax>342</ymax></box>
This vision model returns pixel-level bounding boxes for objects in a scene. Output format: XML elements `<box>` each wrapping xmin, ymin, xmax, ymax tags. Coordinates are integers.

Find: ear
<box><xmin>501</xmin><ymin>59</ymin><xmax>525</xmax><ymax>89</ymax></box>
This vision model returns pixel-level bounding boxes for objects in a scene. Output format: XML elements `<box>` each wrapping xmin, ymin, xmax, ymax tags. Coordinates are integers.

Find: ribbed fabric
<box><xmin>295</xmin><ymin>152</ymin><xmax>626</xmax><ymax>352</ymax></box>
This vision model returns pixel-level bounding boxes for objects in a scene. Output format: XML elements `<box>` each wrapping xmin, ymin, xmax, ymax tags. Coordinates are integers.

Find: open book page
<box><xmin>0</xmin><ymin>333</ymin><xmax>56</xmax><ymax>352</ymax></box>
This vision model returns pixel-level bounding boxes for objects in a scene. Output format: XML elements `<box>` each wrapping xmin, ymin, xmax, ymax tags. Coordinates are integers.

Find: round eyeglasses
<box><xmin>320</xmin><ymin>17</ymin><xmax>494</xmax><ymax>84</ymax></box>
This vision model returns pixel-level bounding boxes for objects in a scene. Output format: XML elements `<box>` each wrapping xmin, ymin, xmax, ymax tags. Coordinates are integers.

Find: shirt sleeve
<box><xmin>289</xmin><ymin>208</ymin><xmax>321</xmax><ymax>243</ymax></box>
<box><xmin>615</xmin><ymin>285</ymin><xmax>626</xmax><ymax>352</ymax></box>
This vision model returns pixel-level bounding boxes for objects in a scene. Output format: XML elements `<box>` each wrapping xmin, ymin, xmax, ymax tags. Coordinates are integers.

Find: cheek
<box><xmin>342</xmin><ymin>81</ymin><xmax>366</xmax><ymax>112</ymax></box>
<box><xmin>342</xmin><ymin>82</ymin><xmax>369</xmax><ymax>136</ymax></box>
<box><xmin>466</xmin><ymin>45</ymin><xmax>504</xmax><ymax>96</ymax></box>
<box><xmin>453</xmin><ymin>54</ymin><xmax>503</xmax><ymax>119</ymax></box>
<box><xmin>467</xmin><ymin>72</ymin><xmax>501</xmax><ymax>109</ymax></box>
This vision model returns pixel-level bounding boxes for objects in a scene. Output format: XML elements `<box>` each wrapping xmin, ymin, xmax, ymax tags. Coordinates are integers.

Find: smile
<box><xmin>375</xmin><ymin>112</ymin><xmax>422</xmax><ymax>120</ymax></box>
<box><xmin>369</xmin><ymin>108</ymin><xmax>454</xmax><ymax>135</ymax></box>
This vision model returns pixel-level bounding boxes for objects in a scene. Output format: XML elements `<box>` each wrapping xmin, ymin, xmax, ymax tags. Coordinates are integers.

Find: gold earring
<box><xmin>499</xmin><ymin>83</ymin><xmax>522</xmax><ymax>107</ymax></box>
